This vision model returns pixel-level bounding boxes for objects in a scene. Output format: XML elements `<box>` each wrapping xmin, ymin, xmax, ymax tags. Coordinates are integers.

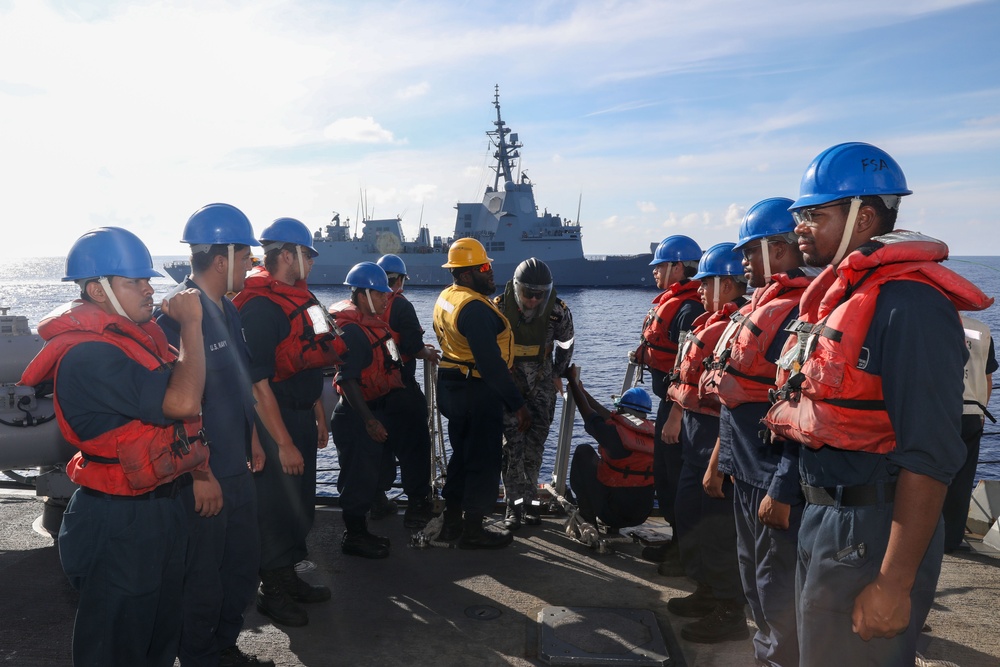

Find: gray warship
<box><xmin>165</xmin><ymin>87</ymin><xmax>657</xmax><ymax>287</ymax></box>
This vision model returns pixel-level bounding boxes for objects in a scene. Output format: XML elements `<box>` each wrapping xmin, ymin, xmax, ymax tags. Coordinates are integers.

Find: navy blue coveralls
<box><xmin>330</xmin><ymin>319</ymin><xmax>393</xmax><ymax>521</ymax></box>
<box><xmin>437</xmin><ymin>300</ymin><xmax>525</xmax><ymax>518</ymax></box>
<box><xmin>649</xmin><ymin>298</ymin><xmax>704</xmax><ymax>527</ymax></box>
<box><xmin>569</xmin><ymin>413</ymin><xmax>655</xmax><ymax>528</ymax></box>
<box><xmin>717</xmin><ymin>307</ymin><xmax>802</xmax><ymax>667</ymax></box>
<box><xmin>674</xmin><ymin>408</ymin><xmax>743</xmax><ymax>604</ymax></box>
<box><xmin>158</xmin><ymin>281</ymin><xmax>260</xmax><ymax>666</ymax></box>
<box><xmin>794</xmin><ymin>282</ymin><xmax>967</xmax><ymax>667</ymax></box>
<box><xmin>379</xmin><ymin>293</ymin><xmax>433</xmax><ymax>502</ymax></box>
<box><xmin>56</xmin><ymin>342</ymin><xmax>187</xmax><ymax>667</ymax></box>
<box><xmin>239</xmin><ymin>296</ymin><xmax>324</xmax><ymax>571</ymax></box>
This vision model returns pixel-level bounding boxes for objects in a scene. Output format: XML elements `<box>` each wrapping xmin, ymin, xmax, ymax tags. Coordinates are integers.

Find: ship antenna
<box><xmin>576</xmin><ymin>192</ymin><xmax>583</xmax><ymax>227</ymax></box>
<box><xmin>491</xmin><ymin>84</ymin><xmax>516</xmax><ymax>190</ymax></box>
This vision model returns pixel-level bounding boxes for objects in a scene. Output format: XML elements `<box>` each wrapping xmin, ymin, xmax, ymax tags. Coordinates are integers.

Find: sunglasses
<box><xmin>791</xmin><ymin>201</ymin><xmax>847</xmax><ymax>227</ymax></box>
<box><xmin>477</xmin><ymin>263</ymin><xmax>492</xmax><ymax>273</ymax></box>
<box><xmin>520</xmin><ymin>288</ymin><xmax>546</xmax><ymax>300</ymax></box>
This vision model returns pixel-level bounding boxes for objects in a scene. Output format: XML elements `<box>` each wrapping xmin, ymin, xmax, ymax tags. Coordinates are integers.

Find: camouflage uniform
<box><xmin>496</xmin><ymin>293</ymin><xmax>575</xmax><ymax>510</ymax></box>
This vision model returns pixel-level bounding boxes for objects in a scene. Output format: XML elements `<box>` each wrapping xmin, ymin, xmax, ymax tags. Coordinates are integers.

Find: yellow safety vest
<box><xmin>433</xmin><ymin>285</ymin><xmax>514</xmax><ymax>378</ymax></box>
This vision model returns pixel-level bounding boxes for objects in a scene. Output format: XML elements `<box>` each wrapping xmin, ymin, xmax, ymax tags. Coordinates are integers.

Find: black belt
<box><xmin>802</xmin><ymin>481</ymin><xmax>896</xmax><ymax>507</ymax></box>
<box><xmin>80</xmin><ymin>473</ymin><xmax>192</xmax><ymax>501</ymax></box>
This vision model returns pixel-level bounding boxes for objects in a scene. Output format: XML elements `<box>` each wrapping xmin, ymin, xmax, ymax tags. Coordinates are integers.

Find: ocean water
<box><xmin>2</xmin><ymin>255</ymin><xmax>999</xmax><ymax>494</ymax></box>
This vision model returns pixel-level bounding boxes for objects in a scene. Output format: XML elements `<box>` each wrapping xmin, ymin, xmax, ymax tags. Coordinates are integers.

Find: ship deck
<box><xmin>1</xmin><ymin>489</ymin><xmax>997</xmax><ymax>666</ymax></box>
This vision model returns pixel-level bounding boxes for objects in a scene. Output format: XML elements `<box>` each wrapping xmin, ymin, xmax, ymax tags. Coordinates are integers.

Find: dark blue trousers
<box><xmin>674</xmin><ymin>460</ymin><xmax>743</xmax><ymax>600</ymax></box>
<box><xmin>332</xmin><ymin>398</ymin><xmax>389</xmax><ymax>519</ymax></box>
<box><xmin>796</xmin><ymin>498</ymin><xmax>942</xmax><ymax>666</ymax></box>
<box><xmin>652</xmin><ymin>397</ymin><xmax>683</xmax><ymax>528</ymax></box>
<box><xmin>58</xmin><ymin>488</ymin><xmax>187</xmax><ymax>667</ymax></box>
<box><xmin>734</xmin><ymin>479</ymin><xmax>800</xmax><ymax>667</ymax></box>
<box><xmin>254</xmin><ymin>406</ymin><xmax>318</xmax><ymax>570</ymax></box>
<box><xmin>180</xmin><ymin>472</ymin><xmax>260</xmax><ymax>666</ymax></box>
<box><xmin>437</xmin><ymin>375</ymin><xmax>503</xmax><ymax>516</ymax></box>
<box><xmin>380</xmin><ymin>382</ymin><xmax>433</xmax><ymax>500</ymax></box>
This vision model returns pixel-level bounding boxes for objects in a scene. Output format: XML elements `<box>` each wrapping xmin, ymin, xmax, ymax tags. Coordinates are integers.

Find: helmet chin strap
<box><xmin>296</xmin><ymin>246</ymin><xmax>306</xmax><ymax>281</ymax></box>
<box><xmin>760</xmin><ymin>238</ymin><xmax>772</xmax><ymax>283</ymax></box>
<box><xmin>832</xmin><ymin>197</ymin><xmax>862</xmax><ymax>266</ymax></box>
<box><xmin>226</xmin><ymin>244</ymin><xmax>235</xmax><ymax>294</ymax></box>
<box><xmin>712</xmin><ymin>276</ymin><xmax>720</xmax><ymax>312</ymax></box>
<box><xmin>98</xmin><ymin>277</ymin><xmax>130</xmax><ymax>320</ymax></box>
<box><xmin>365</xmin><ymin>288</ymin><xmax>375</xmax><ymax>314</ymax></box>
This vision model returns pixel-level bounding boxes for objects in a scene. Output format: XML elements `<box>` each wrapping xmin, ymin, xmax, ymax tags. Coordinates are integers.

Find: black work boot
<box><xmin>679</xmin><ymin>598</ymin><xmax>749</xmax><ymax>644</ymax></box>
<box><xmin>342</xmin><ymin>513</ymin><xmax>390</xmax><ymax>558</ymax></box>
<box><xmin>656</xmin><ymin>541</ymin><xmax>684</xmax><ymax>577</ymax></box>
<box><xmin>256</xmin><ymin>569</ymin><xmax>308</xmax><ymax>627</ymax></box>
<box><xmin>503</xmin><ymin>504</ymin><xmax>522</xmax><ymax>531</ymax></box>
<box><xmin>438</xmin><ymin>506</ymin><xmax>464</xmax><ymax>541</ymax></box>
<box><xmin>459</xmin><ymin>514</ymin><xmax>514</xmax><ymax>550</ymax></box>
<box><xmin>275</xmin><ymin>565</ymin><xmax>331</xmax><ymax>604</ymax></box>
<box><xmin>403</xmin><ymin>497</ymin><xmax>438</xmax><ymax>530</ymax></box>
<box><xmin>667</xmin><ymin>583</ymin><xmax>720</xmax><ymax>618</ymax></box>
<box><xmin>523</xmin><ymin>499</ymin><xmax>542</xmax><ymax>525</ymax></box>
<box><xmin>368</xmin><ymin>491</ymin><xmax>399</xmax><ymax>520</ymax></box>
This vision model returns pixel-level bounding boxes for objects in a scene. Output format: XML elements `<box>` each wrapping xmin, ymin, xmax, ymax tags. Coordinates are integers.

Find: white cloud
<box><xmin>323</xmin><ymin>117</ymin><xmax>396</xmax><ymax>144</ymax></box>
<box><xmin>637</xmin><ymin>201</ymin><xmax>657</xmax><ymax>213</ymax></box>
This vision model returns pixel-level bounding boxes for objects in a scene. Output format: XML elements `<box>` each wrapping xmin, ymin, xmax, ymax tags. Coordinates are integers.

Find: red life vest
<box><xmin>764</xmin><ymin>232</ymin><xmax>993</xmax><ymax>453</ymax></box>
<box><xmin>232</xmin><ymin>268</ymin><xmax>346</xmax><ymax>382</ymax></box>
<box><xmin>667</xmin><ymin>302</ymin><xmax>741</xmax><ymax>416</ymax></box>
<box><xmin>636</xmin><ymin>280</ymin><xmax>702</xmax><ymax>373</ymax></box>
<box><xmin>20</xmin><ymin>300</ymin><xmax>209</xmax><ymax>496</ymax></box>
<box><xmin>596</xmin><ymin>412</ymin><xmax>655</xmax><ymax>488</ymax></box>
<box><xmin>701</xmin><ymin>271</ymin><xmax>814</xmax><ymax>408</ymax></box>
<box><xmin>329</xmin><ymin>300</ymin><xmax>406</xmax><ymax>402</ymax></box>
<box><xmin>378</xmin><ymin>290</ymin><xmax>417</xmax><ymax>365</ymax></box>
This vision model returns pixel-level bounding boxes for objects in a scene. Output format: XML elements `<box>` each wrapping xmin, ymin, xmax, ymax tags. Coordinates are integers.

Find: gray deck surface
<box><xmin>1</xmin><ymin>490</ymin><xmax>997</xmax><ymax>666</ymax></box>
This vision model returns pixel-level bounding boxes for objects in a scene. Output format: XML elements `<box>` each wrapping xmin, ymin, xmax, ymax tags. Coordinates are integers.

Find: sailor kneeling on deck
<box><xmin>565</xmin><ymin>366</ymin><xmax>655</xmax><ymax>531</ymax></box>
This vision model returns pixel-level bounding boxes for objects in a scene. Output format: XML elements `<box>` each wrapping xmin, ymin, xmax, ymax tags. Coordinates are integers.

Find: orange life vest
<box><xmin>330</xmin><ymin>300</ymin><xmax>406</xmax><ymax>402</ymax></box>
<box><xmin>764</xmin><ymin>232</ymin><xmax>993</xmax><ymax>453</ymax></box>
<box><xmin>667</xmin><ymin>302</ymin><xmax>741</xmax><ymax>416</ymax></box>
<box><xmin>596</xmin><ymin>412</ymin><xmax>655</xmax><ymax>487</ymax></box>
<box><xmin>20</xmin><ymin>300</ymin><xmax>209</xmax><ymax>496</ymax></box>
<box><xmin>232</xmin><ymin>268</ymin><xmax>346</xmax><ymax>382</ymax></box>
<box><xmin>379</xmin><ymin>291</ymin><xmax>417</xmax><ymax>365</ymax></box>
<box><xmin>701</xmin><ymin>270</ymin><xmax>814</xmax><ymax>408</ymax></box>
<box><xmin>636</xmin><ymin>280</ymin><xmax>702</xmax><ymax>373</ymax></box>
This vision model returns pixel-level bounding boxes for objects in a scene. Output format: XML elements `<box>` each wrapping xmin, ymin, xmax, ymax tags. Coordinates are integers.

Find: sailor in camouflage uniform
<box><xmin>495</xmin><ymin>258</ymin><xmax>575</xmax><ymax>529</ymax></box>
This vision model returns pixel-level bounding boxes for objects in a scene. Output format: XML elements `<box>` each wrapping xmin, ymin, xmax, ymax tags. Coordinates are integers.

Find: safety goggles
<box><xmin>477</xmin><ymin>262</ymin><xmax>492</xmax><ymax>273</ymax></box>
<box><xmin>520</xmin><ymin>288</ymin><xmax>546</xmax><ymax>300</ymax></box>
<box><xmin>791</xmin><ymin>201</ymin><xmax>847</xmax><ymax>227</ymax></box>
<box><xmin>739</xmin><ymin>243</ymin><xmax>761</xmax><ymax>260</ymax></box>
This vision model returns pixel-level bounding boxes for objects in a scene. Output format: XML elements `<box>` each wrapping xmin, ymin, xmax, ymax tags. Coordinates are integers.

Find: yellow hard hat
<box><xmin>442</xmin><ymin>237</ymin><xmax>493</xmax><ymax>268</ymax></box>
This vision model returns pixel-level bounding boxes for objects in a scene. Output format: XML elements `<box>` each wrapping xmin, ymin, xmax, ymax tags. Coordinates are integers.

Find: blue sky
<box><xmin>1</xmin><ymin>0</ymin><xmax>998</xmax><ymax>259</ymax></box>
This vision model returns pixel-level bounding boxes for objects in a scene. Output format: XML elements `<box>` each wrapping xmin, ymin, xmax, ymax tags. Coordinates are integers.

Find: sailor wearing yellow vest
<box><xmin>432</xmin><ymin>238</ymin><xmax>531</xmax><ymax>549</ymax></box>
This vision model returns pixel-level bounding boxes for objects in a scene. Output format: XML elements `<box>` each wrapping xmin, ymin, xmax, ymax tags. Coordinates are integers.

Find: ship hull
<box><xmin>307</xmin><ymin>246</ymin><xmax>657</xmax><ymax>287</ymax></box>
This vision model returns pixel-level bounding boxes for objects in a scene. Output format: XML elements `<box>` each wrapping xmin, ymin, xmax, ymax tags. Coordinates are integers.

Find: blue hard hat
<box><xmin>181</xmin><ymin>203</ymin><xmax>259</xmax><ymax>246</ymax></box>
<box><xmin>650</xmin><ymin>235</ymin><xmax>702</xmax><ymax>266</ymax></box>
<box><xmin>693</xmin><ymin>242</ymin><xmax>744</xmax><ymax>279</ymax></box>
<box><xmin>790</xmin><ymin>142</ymin><xmax>912</xmax><ymax>210</ymax></box>
<box><xmin>616</xmin><ymin>387</ymin><xmax>652</xmax><ymax>415</ymax></box>
<box><xmin>260</xmin><ymin>217</ymin><xmax>319</xmax><ymax>257</ymax></box>
<box><xmin>377</xmin><ymin>254</ymin><xmax>407</xmax><ymax>276</ymax></box>
<box><xmin>345</xmin><ymin>262</ymin><xmax>392</xmax><ymax>293</ymax></box>
<box><xmin>734</xmin><ymin>198</ymin><xmax>796</xmax><ymax>249</ymax></box>
<box><xmin>63</xmin><ymin>227</ymin><xmax>163</xmax><ymax>281</ymax></box>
